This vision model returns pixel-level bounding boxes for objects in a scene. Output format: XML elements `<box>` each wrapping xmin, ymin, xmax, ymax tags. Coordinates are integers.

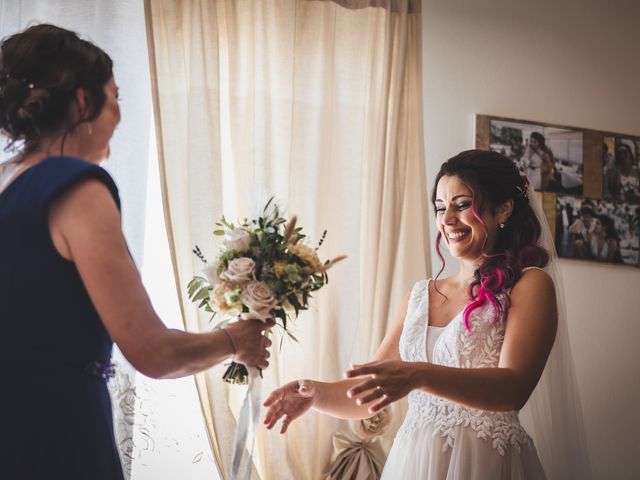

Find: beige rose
<box><xmin>210</xmin><ymin>282</ymin><xmax>243</xmax><ymax>315</ymax></box>
<box><xmin>221</xmin><ymin>257</ymin><xmax>256</xmax><ymax>284</ymax></box>
<box><xmin>357</xmin><ymin>407</ymin><xmax>391</xmax><ymax>437</ymax></box>
<box><xmin>224</xmin><ymin>228</ymin><xmax>251</xmax><ymax>252</ymax></box>
<box><xmin>240</xmin><ymin>281</ymin><xmax>278</xmax><ymax>322</ymax></box>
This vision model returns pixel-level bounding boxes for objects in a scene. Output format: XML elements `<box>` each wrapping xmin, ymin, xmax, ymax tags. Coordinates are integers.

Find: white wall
<box><xmin>421</xmin><ymin>1</ymin><xmax>640</xmax><ymax>479</ymax></box>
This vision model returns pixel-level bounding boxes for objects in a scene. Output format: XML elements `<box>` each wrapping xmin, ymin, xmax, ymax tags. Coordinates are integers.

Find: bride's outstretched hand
<box><xmin>263</xmin><ymin>380</ymin><xmax>315</xmax><ymax>434</ymax></box>
<box><xmin>345</xmin><ymin>360</ymin><xmax>423</xmax><ymax>414</ymax></box>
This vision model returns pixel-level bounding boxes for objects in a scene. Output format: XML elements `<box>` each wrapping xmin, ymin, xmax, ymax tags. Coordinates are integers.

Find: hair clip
<box><xmin>0</xmin><ymin>73</ymin><xmax>35</xmax><ymax>89</ymax></box>
<box><xmin>516</xmin><ymin>178</ymin><xmax>530</xmax><ymax>200</ymax></box>
<box><xmin>516</xmin><ymin>173</ymin><xmax>530</xmax><ymax>198</ymax></box>
<box><xmin>19</xmin><ymin>77</ymin><xmax>35</xmax><ymax>89</ymax></box>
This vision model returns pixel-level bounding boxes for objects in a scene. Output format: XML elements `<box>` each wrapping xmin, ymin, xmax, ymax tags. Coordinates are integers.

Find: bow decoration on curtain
<box><xmin>324</xmin><ymin>408</ymin><xmax>391</xmax><ymax>480</ymax></box>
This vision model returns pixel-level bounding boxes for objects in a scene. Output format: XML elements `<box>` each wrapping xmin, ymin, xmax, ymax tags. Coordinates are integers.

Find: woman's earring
<box><xmin>87</xmin><ymin>122</ymin><xmax>93</xmax><ymax>135</ymax></box>
<box><xmin>499</xmin><ymin>221</ymin><xmax>506</xmax><ymax>229</ymax></box>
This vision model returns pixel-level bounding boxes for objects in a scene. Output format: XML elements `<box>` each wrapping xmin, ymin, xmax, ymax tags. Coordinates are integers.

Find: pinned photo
<box><xmin>603</xmin><ymin>137</ymin><xmax>640</xmax><ymax>202</ymax></box>
<box><xmin>556</xmin><ymin>195</ymin><xmax>639</xmax><ymax>266</ymax></box>
<box><xmin>490</xmin><ymin>119</ymin><xmax>583</xmax><ymax>195</ymax></box>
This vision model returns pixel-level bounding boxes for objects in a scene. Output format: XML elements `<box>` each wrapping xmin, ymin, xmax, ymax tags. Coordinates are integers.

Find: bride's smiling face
<box><xmin>434</xmin><ymin>175</ymin><xmax>502</xmax><ymax>263</ymax></box>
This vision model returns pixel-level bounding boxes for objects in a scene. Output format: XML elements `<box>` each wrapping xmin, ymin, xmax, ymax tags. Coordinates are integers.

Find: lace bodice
<box><xmin>397</xmin><ymin>279</ymin><xmax>534</xmax><ymax>455</ymax></box>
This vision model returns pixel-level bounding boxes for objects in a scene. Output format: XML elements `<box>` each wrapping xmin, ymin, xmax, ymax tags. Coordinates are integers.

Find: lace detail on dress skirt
<box><xmin>397</xmin><ymin>392</ymin><xmax>534</xmax><ymax>456</ymax></box>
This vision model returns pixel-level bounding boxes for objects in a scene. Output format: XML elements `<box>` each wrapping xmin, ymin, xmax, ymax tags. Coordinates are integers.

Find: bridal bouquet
<box><xmin>188</xmin><ymin>198</ymin><xmax>345</xmax><ymax>385</ymax></box>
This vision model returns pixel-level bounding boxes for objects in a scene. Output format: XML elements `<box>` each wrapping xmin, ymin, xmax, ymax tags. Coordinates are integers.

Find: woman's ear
<box><xmin>73</xmin><ymin>88</ymin><xmax>89</xmax><ymax>119</ymax></box>
<box><xmin>498</xmin><ymin>199</ymin><xmax>514</xmax><ymax>222</ymax></box>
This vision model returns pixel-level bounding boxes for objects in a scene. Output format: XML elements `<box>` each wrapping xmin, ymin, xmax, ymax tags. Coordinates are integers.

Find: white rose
<box><xmin>224</xmin><ymin>228</ymin><xmax>251</xmax><ymax>252</ymax></box>
<box><xmin>240</xmin><ymin>281</ymin><xmax>278</xmax><ymax>322</ymax></box>
<box><xmin>222</xmin><ymin>257</ymin><xmax>256</xmax><ymax>284</ymax></box>
<box><xmin>201</xmin><ymin>261</ymin><xmax>220</xmax><ymax>286</ymax></box>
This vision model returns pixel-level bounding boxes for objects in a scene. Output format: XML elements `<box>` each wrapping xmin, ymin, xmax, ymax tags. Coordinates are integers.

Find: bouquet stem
<box><xmin>222</xmin><ymin>361</ymin><xmax>249</xmax><ymax>385</ymax></box>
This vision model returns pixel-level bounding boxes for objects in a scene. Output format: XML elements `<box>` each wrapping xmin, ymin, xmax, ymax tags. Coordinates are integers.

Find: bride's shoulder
<box><xmin>408</xmin><ymin>278</ymin><xmax>429</xmax><ymax>300</ymax></box>
<box><xmin>511</xmin><ymin>267</ymin><xmax>555</xmax><ymax>301</ymax></box>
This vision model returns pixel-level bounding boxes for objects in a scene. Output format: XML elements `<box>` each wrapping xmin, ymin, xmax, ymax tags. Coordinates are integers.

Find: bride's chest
<box><xmin>401</xmin><ymin>299</ymin><xmax>507</xmax><ymax>368</ymax></box>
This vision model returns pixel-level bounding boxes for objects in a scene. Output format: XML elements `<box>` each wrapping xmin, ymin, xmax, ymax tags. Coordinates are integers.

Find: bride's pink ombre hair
<box><xmin>431</xmin><ymin>149</ymin><xmax>550</xmax><ymax>330</ymax></box>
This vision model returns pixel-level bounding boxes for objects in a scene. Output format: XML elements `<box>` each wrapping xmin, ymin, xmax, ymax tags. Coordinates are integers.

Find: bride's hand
<box><xmin>345</xmin><ymin>360</ymin><xmax>423</xmax><ymax>414</ymax></box>
<box><xmin>263</xmin><ymin>379</ymin><xmax>315</xmax><ymax>433</ymax></box>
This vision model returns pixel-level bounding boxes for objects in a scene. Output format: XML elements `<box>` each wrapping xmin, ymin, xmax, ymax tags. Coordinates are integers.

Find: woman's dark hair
<box><xmin>431</xmin><ymin>149</ymin><xmax>550</xmax><ymax>329</ymax></box>
<box><xmin>596</xmin><ymin>214</ymin><xmax>618</xmax><ymax>240</ymax></box>
<box><xmin>615</xmin><ymin>143</ymin><xmax>634</xmax><ymax>167</ymax></box>
<box><xmin>0</xmin><ymin>24</ymin><xmax>113</xmax><ymax>153</ymax></box>
<box><xmin>530</xmin><ymin>131</ymin><xmax>546</xmax><ymax>149</ymax></box>
<box><xmin>579</xmin><ymin>205</ymin><xmax>595</xmax><ymax>217</ymax></box>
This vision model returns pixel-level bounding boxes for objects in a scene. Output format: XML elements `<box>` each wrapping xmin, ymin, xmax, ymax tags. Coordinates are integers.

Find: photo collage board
<box><xmin>476</xmin><ymin>115</ymin><xmax>640</xmax><ymax>267</ymax></box>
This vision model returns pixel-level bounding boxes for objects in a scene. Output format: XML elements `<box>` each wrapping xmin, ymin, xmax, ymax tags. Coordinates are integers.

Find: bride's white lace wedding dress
<box><xmin>381</xmin><ymin>279</ymin><xmax>546</xmax><ymax>480</ymax></box>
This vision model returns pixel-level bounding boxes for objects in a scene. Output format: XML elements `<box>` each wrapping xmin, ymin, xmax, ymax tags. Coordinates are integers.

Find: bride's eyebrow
<box><xmin>434</xmin><ymin>194</ymin><xmax>473</xmax><ymax>203</ymax></box>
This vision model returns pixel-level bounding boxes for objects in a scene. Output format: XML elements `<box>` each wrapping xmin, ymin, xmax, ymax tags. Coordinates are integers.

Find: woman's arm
<box><xmin>568</xmin><ymin>219</ymin><xmax>583</xmax><ymax>234</ymax></box>
<box><xmin>48</xmin><ymin>179</ymin><xmax>271</xmax><ymax>379</ymax></box>
<box><xmin>346</xmin><ymin>269</ymin><xmax>557</xmax><ymax>413</ymax></box>
<box><xmin>263</xmin><ymin>289</ymin><xmax>412</xmax><ymax>431</ymax></box>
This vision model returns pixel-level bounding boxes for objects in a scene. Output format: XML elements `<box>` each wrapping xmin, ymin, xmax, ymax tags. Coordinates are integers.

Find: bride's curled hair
<box><xmin>431</xmin><ymin>149</ymin><xmax>550</xmax><ymax>329</ymax></box>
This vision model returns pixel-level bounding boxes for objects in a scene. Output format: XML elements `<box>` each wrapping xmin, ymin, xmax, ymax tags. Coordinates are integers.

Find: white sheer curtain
<box><xmin>146</xmin><ymin>1</ymin><xmax>428</xmax><ymax>478</ymax></box>
<box><xmin>1</xmin><ymin>3</ymin><xmax>216</xmax><ymax>479</ymax></box>
<box><xmin>0</xmin><ymin>0</ymin><xmax>152</xmax><ymax>261</ymax></box>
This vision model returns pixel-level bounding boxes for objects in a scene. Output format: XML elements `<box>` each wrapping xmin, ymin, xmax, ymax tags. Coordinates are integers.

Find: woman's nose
<box><xmin>442</xmin><ymin>207</ymin><xmax>457</xmax><ymax>224</ymax></box>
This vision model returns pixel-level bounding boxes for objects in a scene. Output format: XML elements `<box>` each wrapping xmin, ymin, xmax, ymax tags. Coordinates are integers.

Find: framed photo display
<box><xmin>476</xmin><ymin>115</ymin><xmax>640</xmax><ymax>267</ymax></box>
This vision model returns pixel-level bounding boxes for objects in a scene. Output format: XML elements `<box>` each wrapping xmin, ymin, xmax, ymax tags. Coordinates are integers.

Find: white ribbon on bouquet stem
<box><xmin>229</xmin><ymin>366</ymin><xmax>262</xmax><ymax>480</ymax></box>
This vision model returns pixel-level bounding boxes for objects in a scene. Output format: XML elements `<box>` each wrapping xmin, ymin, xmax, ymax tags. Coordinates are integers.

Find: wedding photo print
<box><xmin>556</xmin><ymin>195</ymin><xmax>640</xmax><ymax>266</ymax></box>
<box><xmin>603</xmin><ymin>136</ymin><xmax>640</xmax><ymax>202</ymax></box>
<box><xmin>489</xmin><ymin>119</ymin><xmax>584</xmax><ymax>194</ymax></box>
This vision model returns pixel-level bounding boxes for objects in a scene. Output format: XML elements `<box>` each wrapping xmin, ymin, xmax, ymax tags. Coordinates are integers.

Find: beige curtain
<box><xmin>145</xmin><ymin>1</ymin><xmax>428</xmax><ymax>479</ymax></box>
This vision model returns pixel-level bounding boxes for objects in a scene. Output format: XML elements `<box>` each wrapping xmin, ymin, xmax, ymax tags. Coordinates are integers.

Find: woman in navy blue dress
<box><xmin>0</xmin><ymin>24</ymin><xmax>273</xmax><ymax>480</ymax></box>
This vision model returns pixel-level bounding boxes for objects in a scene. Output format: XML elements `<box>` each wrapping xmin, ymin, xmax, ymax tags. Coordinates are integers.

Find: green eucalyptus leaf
<box><xmin>193</xmin><ymin>288</ymin><xmax>211</xmax><ymax>302</ymax></box>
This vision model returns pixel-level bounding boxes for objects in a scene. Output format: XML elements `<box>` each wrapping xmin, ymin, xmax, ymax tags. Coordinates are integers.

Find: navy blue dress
<box><xmin>0</xmin><ymin>157</ymin><xmax>124</xmax><ymax>479</ymax></box>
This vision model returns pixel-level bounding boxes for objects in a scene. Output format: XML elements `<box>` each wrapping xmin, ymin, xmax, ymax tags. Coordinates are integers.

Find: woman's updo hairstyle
<box><xmin>431</xmin><ymin>149</ymin><xmax>550</xmax><ymax>329</ymax></box>
<box><xmin>0</xmin><ymin>24</ymin><xmax>113</xmax><ymax>152</ymax></box>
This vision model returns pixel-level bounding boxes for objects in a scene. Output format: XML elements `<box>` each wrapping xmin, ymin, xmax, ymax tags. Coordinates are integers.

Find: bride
<box><xmin>263</xmin><ymin>149</ymin><xmax>590</xmax><ymax>479</ymax></box>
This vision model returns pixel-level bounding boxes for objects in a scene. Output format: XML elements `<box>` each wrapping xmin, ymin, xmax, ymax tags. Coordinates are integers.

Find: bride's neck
<box><xmin>449</xmin><ymin>269</ymin><xmax>475</xmax><ymax>290</ymax></box>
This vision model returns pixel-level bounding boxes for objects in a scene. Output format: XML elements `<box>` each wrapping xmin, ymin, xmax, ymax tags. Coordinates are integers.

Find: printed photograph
<box><xmin>490</xmin><ymin>119</ymin><xmax>584</xmax><ymax>194</ymax></box>
<box><xmin>556</xmin><ymin>195</ymin><xmax>639</xmax><ymax>266</ymax></box>
<box><xmin>603</xmin><ymin>136</ymin><xmax>640</xmax><ymax>202</ymax></box>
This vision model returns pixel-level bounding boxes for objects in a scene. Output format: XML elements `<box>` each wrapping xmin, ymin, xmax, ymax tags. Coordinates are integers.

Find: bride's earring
<box><xmin>86</xmin><ymin>122</ymin><xmax>93</xmax><ymax>135</ymax></box>
<box><xmin>499</xmin><ymin>221</ymin><xmax>506</xmax><ymax>229</ymax></box>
